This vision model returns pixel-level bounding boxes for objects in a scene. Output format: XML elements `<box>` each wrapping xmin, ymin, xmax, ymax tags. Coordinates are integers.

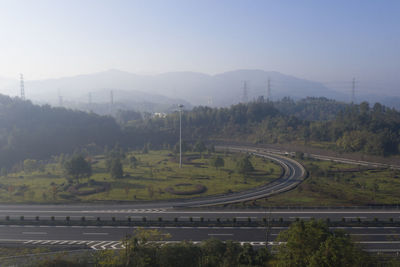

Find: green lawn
<box><xmin>0</xmin><ymin>150</ymin><xmax>281</xmax><ymax>203</ymax></box>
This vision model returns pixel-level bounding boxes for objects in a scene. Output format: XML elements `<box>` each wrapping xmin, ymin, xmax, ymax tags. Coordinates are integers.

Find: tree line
<box><xmin>35</xmin><ymin>220</ymin><xmax>380</xmax><ymax>267</ymax></box>
<box><xmin>1</xmin><ymin>94</ymin><xmax>399</xmax><ymax>171</ymax></box>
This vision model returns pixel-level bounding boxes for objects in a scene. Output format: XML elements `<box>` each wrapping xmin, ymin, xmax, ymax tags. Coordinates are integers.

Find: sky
<box><xmin>0</xmin><ymin>0</ymin><xmax>399</xmax><ymax>92</ymax></box>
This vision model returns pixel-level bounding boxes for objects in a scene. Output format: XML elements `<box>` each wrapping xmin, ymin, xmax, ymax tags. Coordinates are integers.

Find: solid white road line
<box><xmin>22</xmin><ymin>232</ymin><xmax>47</xmax><ymax>235</ymax></box>
<box><xmin>83</xmin><ymin>232</ymin><xmax>109</xmax><ymax>235</ymax></box>
<box><xmin>207</xmin><ymin>233</ymin><xmax>233</xmax><ymax>236</ymax></box>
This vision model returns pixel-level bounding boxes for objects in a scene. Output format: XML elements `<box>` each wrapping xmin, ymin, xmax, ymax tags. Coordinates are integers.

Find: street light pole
<box><xmin>178</xmin><ymin>104</ymin><xmax>184</xmax><ymax>168</ymax></box>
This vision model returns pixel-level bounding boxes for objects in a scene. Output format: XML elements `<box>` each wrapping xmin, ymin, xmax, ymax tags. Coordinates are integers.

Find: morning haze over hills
<box><xmin>2</xmin><ymin>1</ymin><xmax>400</xmax><ymax>265</ymax></box>
<box><xmin>1</xmin><ymin>69</ymin><xmax>399</xmax><ymax>112</ymax></box>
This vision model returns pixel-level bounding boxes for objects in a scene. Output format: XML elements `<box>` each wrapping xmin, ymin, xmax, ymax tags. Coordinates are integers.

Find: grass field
<box><xmin>0</xmin><ymin>151</ymin><xmax>281</xmax><ymax>203</ymax></box>
<box><xmin>251</xmin><ymin>157</ymin><xmax>400</xmax><ymax>207</ymax></box>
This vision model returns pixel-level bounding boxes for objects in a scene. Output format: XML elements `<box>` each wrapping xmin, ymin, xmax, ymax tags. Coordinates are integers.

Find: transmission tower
<box><xmin>58</xmin><ymin>89</ymin><xmax>63</xmax><ymax>107</ymax></box>
<box><xmin>351</xmin><ymin>77</ymin><xmax>356</xmax><ymax>104</ymax></box>
<box><xmin>109</xmin><ymin>90</ymin><xmax>114</xmax><ymax>114</ymax></box>
<box><xmin>267</xmin><ymin>78</ymin><xmax>271</xmax><ymax>102</ymax></box>
<box><xmin>20</xmin><ymin>73</ymin><xmax>25</xmax><ymax>100</ymax></box>
<box><xmin>242</xmin><ymin>81</ymin><xmax>248</xmax><ymax>103</ymax></box>
<box><xmin>207</xmin><ymin>96</ymin><xmax>213</xmax><ymax>106</ymax></box>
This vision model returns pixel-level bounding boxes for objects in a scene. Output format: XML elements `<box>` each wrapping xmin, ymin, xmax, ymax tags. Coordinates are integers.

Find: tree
<box><xmin>23</xmin><ymin>159</ymin><xmax>38</xmax><ymax>173</ymax></box>
<box><xmin>236</xmin><ymin>155</ymin><xmax>254</xmax><ymax>175</ymax></box>
<box><xmin>210</xmin><ymin>156</ymin><xmax>224</xmax><ymax>170</ymax></box>
<box><xmin>193</xmin><ymin>140</ymin><xmax>206</xmax><ymax>153</ymax></box>
<box><xmin>0</xmin><ymin>167</ymin><xmax>7</xmax><ymax>177</ymax></box>
<box><xmin>276</xmin><ymin>220</ymin><xmax>369</xmax><ymax>267</ymax></box>
<box><xmin>64</xmin><ymin>155</ymin><xmax>92</xmax><ymax>183</ymax></box>
<box><xmin>110</xmin><ymin>158</ymin><xmax>124</xmax><ymax>179</ymax></box>
<box><xmin>142</xmin><ymin>143</ymin><xmax>149</xmax><ymax>154</ymax></box>
<box><xmin>130</xmin><ymin>156</ymin><xmax>138</xmax><ymax>169</ymax></box>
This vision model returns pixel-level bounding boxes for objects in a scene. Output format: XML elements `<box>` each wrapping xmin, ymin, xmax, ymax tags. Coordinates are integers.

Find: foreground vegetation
<box><xmin>0</xmin><ymin>149</ymin><xmax>280</xmax><ymax>203</ymax></box>
<box><xmin>27</xmin><ymin>220</ymin><xmax>395</xmax><ymax>267</ymax></box>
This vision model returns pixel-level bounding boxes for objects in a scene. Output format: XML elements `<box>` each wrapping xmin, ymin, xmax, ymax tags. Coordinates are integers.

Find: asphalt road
<box><xmin>1</xmin><ymin>145</ymin><xmax>399</xmax><ymax>253</ymax></box>
<box><xmin>0</xmin><ymin>225</ymin><xmax>399</xmax><ymax>253</ymax></box>
<box><xmin>2</xmin><ymin>208</ymin><xmax>400</xmax><ymax>222</ymax></box>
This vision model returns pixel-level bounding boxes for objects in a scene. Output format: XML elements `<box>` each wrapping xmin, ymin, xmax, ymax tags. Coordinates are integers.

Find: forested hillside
<box><xmin>133</xmin><ymin>100</ymin><xmax>400</xmax><ymax>157</ymax></box>
<box><xmin>1</xmin><ymin>94</ymin><xmax>399</xmax><ymax>172</ymax></box>
<box><xmin>0</xmin><ymin>94</ymin><xmax>121</xmax><ymax>169</ymax></box>
<box><xmin>273</xmin><ymin>97</ymin><xmax>348</xmax><ymax>121</ymax></box>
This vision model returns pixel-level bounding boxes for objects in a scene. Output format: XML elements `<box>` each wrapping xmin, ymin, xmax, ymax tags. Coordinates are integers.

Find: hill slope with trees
<box><xmin>1</xmin><ymin>94</ymin><xmax>399</xmax><ymax>172</ymax></box>
<box><xmin>0</xmin><ymin>94</ymin><xmax>121</xmax><ymax>170</ymax></box>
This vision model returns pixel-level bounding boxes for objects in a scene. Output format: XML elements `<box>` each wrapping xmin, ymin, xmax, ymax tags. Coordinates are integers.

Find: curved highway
<box><xmin>0</xmin><ymin>145</ymin><xmax>306</xmax><ymax>215</ymax></box>
<box><xmin>176</xmin><ymin>145</ymin><xmax>306</xmax><ymax>207</ymax></box>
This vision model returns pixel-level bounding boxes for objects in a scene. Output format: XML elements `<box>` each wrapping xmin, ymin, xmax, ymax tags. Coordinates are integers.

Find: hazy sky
<box><xmin>0</xmin><ymin>0</ymin><xmax>399</xmax><ymax>88</ymax></box>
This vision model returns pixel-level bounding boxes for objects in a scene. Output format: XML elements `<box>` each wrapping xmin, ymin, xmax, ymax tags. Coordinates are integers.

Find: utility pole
<box><xmin>265</xmin><ymin>205</ymin><xmax>272</xmax><ymax>251</ymax></box>
<box><xmin>351</xmin><ymin>77</ymin><xmax>356</xmax><ymax>104</ymax></box>
<box><xmin>267</xmin><ymin>78</ymin><xmax>271</xmax><ymax>102</ymax></box>
<box><xmin>20</xmin><ymin>73</ymin><xmax>25</xmax><ymax>100</ymax></box>
<box><xmin>178</xmin><ymin>104</ymin><xmax>184</xmax><ymax>168</ymax></box>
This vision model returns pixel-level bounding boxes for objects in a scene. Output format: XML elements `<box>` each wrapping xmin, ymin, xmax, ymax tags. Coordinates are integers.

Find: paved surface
<box><xmin>0</xmin><ymin>225</ymin><xmax>400</xmax><ymax>252</ymax></box>
<box><xmin>2</xmin><ymin>208</ymin><xmax>400</xmax><ymax>222</ymax></box>
<box><xmin>0</xmin><ymin>145</ymin><xmax>399</xmax><ymax>253</ymax></box>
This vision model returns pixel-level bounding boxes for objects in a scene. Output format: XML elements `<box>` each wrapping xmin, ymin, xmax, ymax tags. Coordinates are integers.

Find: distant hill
<box><xmin>0</xmin><ymin>69</ymin><xmax>399</xmax><ymax>109</ymax></box>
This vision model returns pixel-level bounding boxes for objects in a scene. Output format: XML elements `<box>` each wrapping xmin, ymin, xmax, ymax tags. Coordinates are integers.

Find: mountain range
<box><xmin>0</xmin><ymin>69</ymin><xmax>398</xmax><ymax>111</ymax></box>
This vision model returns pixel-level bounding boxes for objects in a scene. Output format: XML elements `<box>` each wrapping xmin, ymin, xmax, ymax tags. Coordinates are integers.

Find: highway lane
<box><xmin>0</xmin><ymin>225</ymin><xmax>400</xmax><ymax>252</ymax></box>
<box><xmin>2</xmin><ymin>208</ymin><xmax>400</xmax><ymax>222</ymax></box>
